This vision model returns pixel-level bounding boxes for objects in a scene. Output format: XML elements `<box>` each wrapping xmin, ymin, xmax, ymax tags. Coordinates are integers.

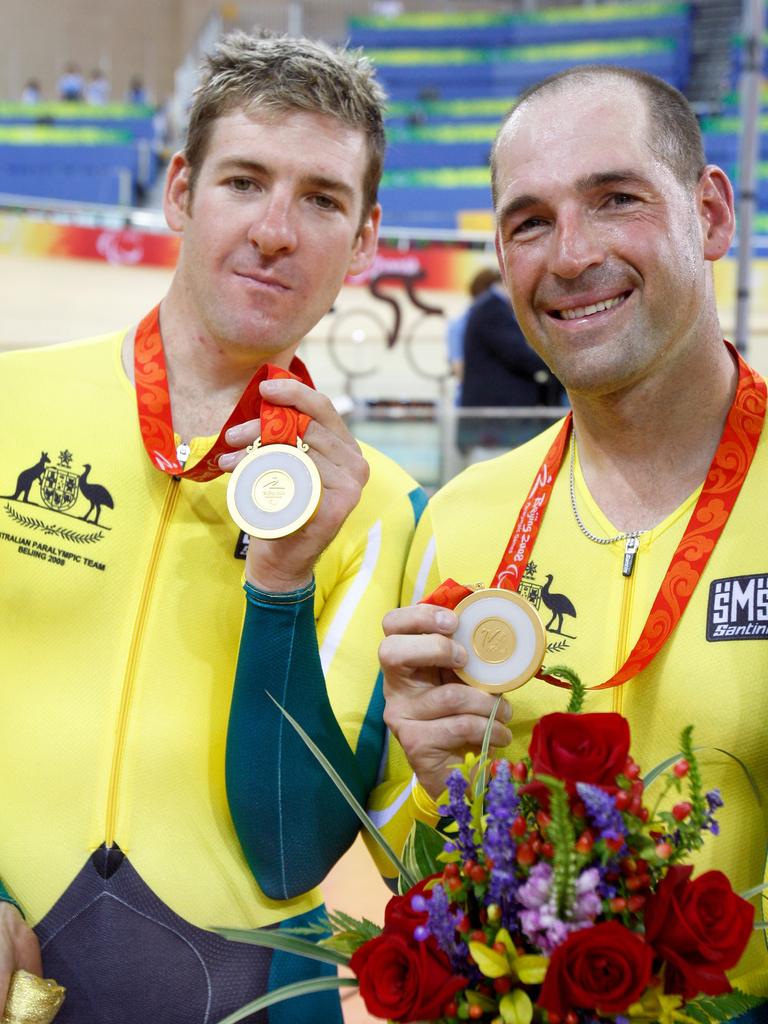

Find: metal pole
<box><xmin>734</xmin><ymin>0</ymin><xmax>764</xmax><ymax>354</ymax></box>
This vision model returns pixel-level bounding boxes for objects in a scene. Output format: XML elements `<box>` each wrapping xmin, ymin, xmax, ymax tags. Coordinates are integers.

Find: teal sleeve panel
<box><xmin>267</xmin><ymin>905</ymin><xmax>344</xmax><ymax>1024</ymax></box>
<box><xmin>227</xmin><ymin>581</ymin><xmax>369</xmax><ymax>901</ymax></box>
<box><xmin>0</xmin><ymin>878</ymin><xmax>22</xmax><ymax>917</ymax></box>
<box><xmin>408</xmin><ymin>485</ymin><xmax>429</xmax><ymax>527</ymax></box>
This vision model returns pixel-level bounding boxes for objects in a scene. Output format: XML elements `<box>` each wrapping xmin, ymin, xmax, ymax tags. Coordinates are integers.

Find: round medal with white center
<box><xmin>453</xmin><ymin>588</ymin><xmax>546</xmax><ymax>694</ymax></box>
<box><xmin>226</xmin><ymin>436</ymin><xmax>321</xmax><ymax>539</ymax></box>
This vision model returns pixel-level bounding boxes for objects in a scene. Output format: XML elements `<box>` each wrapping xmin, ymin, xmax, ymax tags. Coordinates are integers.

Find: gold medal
<box><xmin>226</xmin><ymin>436</ymin><xmax>322</xmax><ymax>539</ymax></box>
<box><xmin>1</xmin><ymin>970</ymin><xmax>65</xmax><ymax>1024</ymax></box>
<box><xmin>453</xmin><ymin>588</ymin><xmax>546</xmax><ymax>694</ymax></box>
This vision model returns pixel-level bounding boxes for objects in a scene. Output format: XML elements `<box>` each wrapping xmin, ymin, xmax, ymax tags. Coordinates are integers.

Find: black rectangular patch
<box><xmin>706</xmin><ymin>573</ymin><xmax>768</xmax><ymax>641</ymax></box>
<box><xmin>234</xmin><ymin>529</ymin><xmax>249</xmax><ymax>560</ymax></box>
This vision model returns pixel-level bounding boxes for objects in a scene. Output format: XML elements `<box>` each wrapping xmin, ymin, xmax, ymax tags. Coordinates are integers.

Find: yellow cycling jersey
<box><xmin>0</xmin><ymin>330</ymin><xmax>420</xmax><ymax>933</ymax></box>
<box><xmin>368</xmin><ymin>416</ymin><xmax>768</xmax><ymax>993</ymax></box>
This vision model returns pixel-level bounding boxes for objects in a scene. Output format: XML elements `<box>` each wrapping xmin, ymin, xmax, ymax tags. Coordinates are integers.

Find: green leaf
<box><xmin>213</xmin><ymin>976</ymin><xmax>358</xmax><ymax>1024</ymax></box>
<box><xmin>214</xmin><ymin>926</ymin><xmax>349</xmax><ymax>966</ymax></box>
<box><xmin>643</xmin><ymin>745</ymin><xmax>763</xmax><ymax>807</ymax></box>
<box><xmin>266</xmin><ymin>693</ymin><xmax>418</xmax><ymax>889</ymax></box>
<box><xmin>400</xmin><ymin>819</ymin><xmax>446</xmax><ymax>892</ymax></box>
<box><xmin>499</xmin><ymin>988</ymin><xmax>534</xmax><ymax>1024</ymax></box>
<box><xmin>469</xmin><ymin>940</ymin><xmax>510</xmax><ymax>977</ymax></box>
<box><xmin>740</xmin><ymin>881</ymin><xmax>768</xmax><ymax>900</ymax></box>
<box><xmin>476</xmin><ymin>695</ymin><xmax>505</xmax><ymax>799</ymax></box>
<box><xmin>681</xmin><ymin>988</ymin><xmax>767</xmax><ymax>1023</ymax></box>
<box><xmin>544</xmin><ymin>664</ymin><xmax>585</xmax><ymax>714</ymax></box>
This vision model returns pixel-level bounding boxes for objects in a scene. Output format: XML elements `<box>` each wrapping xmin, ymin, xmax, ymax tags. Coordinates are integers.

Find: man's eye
<box><xmin>229</xmin><ymin>178</ymin><xmax>255</xmax><ymax>192</ymax></box>
<box><xmin>608</xmin><ymin>192</ymin><xmax>636</xmax><ymax>207</ymax></box>
<box><xmin>312</xmin><ymin>195</ymin><xmax>340</xmax><ymax>211</ymax></box>
<box><xmin>511</xmin><ymin>217</ymin><xmax>546</xmax><ymax>237</ymax></box>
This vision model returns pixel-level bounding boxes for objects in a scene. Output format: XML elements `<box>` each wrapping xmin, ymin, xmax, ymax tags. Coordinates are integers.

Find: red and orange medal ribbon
<box><xmin>133</xmin><ymin>305</ymin><xmax>322</xmax><ymax>538</ymax></box>
<box><xmin>425</xmin><ymin>344</ymin><xmax>766</xmax><ymax>692</ymax></box>
<box><xmin>134</xmin><ymin>304</ymin><xmax>314</xmax><ymax>479</ymax></box>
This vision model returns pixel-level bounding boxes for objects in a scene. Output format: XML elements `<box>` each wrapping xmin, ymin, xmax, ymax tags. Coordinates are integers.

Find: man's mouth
<box><xmin>549</xmin><ymin>292</ymin><xmax>630</xmax><ymax>320</ymax></box>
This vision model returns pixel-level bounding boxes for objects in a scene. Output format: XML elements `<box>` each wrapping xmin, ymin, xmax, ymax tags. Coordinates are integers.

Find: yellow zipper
<box><xmin>612</xmin><ymin>562</ymin><xmax>637</xmax><ymax>716</ymax></box>
<box><xmin>104</xmin><ymin>476</ymin><xmax>181</xmax><ymax>846</ymax></box>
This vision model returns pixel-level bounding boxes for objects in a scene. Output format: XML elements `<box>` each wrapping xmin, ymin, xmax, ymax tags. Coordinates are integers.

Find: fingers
<box><xmin>379</xmin><ymin>630</ymin><xmax>466</xmax><ymax>676</ymax></box>
<box><xmin>382</xmin><ymin>604</ymin><xmax>458</xmax><ymax>638</ymax></box>
<box><xmin>0</xmin><ymin>904</ymin><xmax>43</xmax><ymax>1011</ymax></box>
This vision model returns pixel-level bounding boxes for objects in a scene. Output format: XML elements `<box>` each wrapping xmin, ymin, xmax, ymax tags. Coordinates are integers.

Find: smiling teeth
<box><xmin>560</xmin><ymin>295</ymin><xmax>625</xmax><ymax>320</ymax></box>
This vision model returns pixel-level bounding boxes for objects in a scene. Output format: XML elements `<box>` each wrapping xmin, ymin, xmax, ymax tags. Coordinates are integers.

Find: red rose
<box><xmin>527</xmin><ymin>713</ymin><xmax>630</xmax><ymax>796</ymax></box>
<box><xmin>644</xmin><ymin>865</ymin><xmax>754</xmax><ymax>1000</ymax></box>
<box><xmin>538</xmin><ymin>921</ymin><xmax>653</xmax><ymax>1016</ymax></box>
<box><xmin>384</xmin><ymin>874</ymin><xmax>439</xmax><ymax>932</ymax></box>
<box><xmin>350</xmin><ymin>928</ymin><xmax>466</xmax><ymax>1022</ymax></box>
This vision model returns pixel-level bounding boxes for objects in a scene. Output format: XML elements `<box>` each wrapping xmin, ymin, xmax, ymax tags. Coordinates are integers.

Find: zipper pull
<box><xmin>176</xmin><ymin>442</ymin><xmax>191</xmax><ymax>468</ymax></box>
<box><xmin>622</xmin><ymin>534</ymin><xmax>640</xmax><ymax>578</ymax></box>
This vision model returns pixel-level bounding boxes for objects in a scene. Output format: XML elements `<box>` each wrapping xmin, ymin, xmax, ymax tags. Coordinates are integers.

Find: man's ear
<box><xmin>697</xmin><ymin>165</ymin><xmax>735</xmax><ymax>262</ymax></box>
<box><xmin>348</xmin><ymin>203</ymin><xmax>382</xmax><ymax>277</ymax></box>
<box><xmin>164</xmin><ymin>152</ymin><xmax>192</xmax><ymax>233</ymax></box>
<box><xmin>494</xmin><ymin>227</ymin><xmax>509</xmax><ymax>288</ymax></box>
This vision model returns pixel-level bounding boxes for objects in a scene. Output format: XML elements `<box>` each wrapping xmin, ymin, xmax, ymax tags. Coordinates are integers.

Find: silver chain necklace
<box><xmin>568</xmin><ymin>431</ymin><xmax>647</xmax><ymax>578</ymax></box>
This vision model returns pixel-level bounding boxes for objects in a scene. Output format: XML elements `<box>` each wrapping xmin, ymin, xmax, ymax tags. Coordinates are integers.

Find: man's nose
<box><xmin>548</xmin><ymin>208</ymin><xmax>604</xmax><ymax>280</ymax></box>
<box><xmin>247</xmin><ymin>193</ymin><xmax>298</xmax><ymax>256</ymax></box>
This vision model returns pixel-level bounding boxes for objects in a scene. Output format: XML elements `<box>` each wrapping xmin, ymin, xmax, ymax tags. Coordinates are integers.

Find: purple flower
<box><xmin>576</xmin><ymin>782</ymin><xmax>628</xmax><ymax>853</ymax></box>
<box><xmin>482</xmin><ymin>761</ymin><xmax>520</xmax><ymax>927</ymax></box>
<box><xmin>704</xmin><ymin>788</ymin><xmax>723</xmax><ymax>836</ymax></box>
<box><xmin>439</xmin><ymin>769</ymin><xmax>477</xmax><ymax>861</ymax></box>
<box><xmin>424</xmin><ymin>882</ymin><xmax>466</xmax><ymax>970</ymax></box>
<box><xmin>517</xmin><ymin>863</ymin><xmax>602</xmax><ymax>954</ymax></box>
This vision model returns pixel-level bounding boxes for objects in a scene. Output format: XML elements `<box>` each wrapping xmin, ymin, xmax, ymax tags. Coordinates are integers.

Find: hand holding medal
<box><xmin>220</xmin><ymin>376</ymin><xmax>370</xmax><ymax>592</ymax></box>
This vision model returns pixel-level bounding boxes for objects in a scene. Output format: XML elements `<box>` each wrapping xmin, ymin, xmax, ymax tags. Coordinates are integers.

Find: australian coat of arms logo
<box><xmin>3</xmin><ymin>449</ymin><xmax>115</xmax><ymax>542</ymax></box>
<box><xmin>518</xmin><ymin>562</ymin><xmax>577</xmax><ymax>654</ymax></box>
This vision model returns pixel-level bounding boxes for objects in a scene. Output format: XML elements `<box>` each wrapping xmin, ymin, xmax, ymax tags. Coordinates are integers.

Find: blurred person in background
<box><xmin>444</xmin><ymin>266</ymin><xmax>500</xmax><ymax>399</ymax></box>
<box><xmin>56</xmin><ymin>63</ymin><xmax>84</xmax><ymax>102</ymax></box>
<box><xmin>85</xmin><ymin>69</ymin><xmax>111</xmax><ymax>105</ymax></box>
<box><xmin>0</xmin><ymin>31</ymin><xmax>423</xmax><ymax>1024</ymax></box>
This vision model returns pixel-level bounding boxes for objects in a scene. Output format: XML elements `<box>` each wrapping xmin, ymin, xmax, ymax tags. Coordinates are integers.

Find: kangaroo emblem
<box><xmin>6</xmin><ymin>451</ymin><xmax>50</xmax><ymax>502</ymax></box>
<box><xmin>78</xmin><ymin>464</ymin><xmax>115</xmax><ymax>525</ymax></box>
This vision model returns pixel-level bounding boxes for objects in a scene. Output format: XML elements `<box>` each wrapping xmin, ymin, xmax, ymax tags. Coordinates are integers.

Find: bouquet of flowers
<box><xmin>215</xmin><ymin>690</ymin><xmax>766</xmax><ymax>1024</ymax></box>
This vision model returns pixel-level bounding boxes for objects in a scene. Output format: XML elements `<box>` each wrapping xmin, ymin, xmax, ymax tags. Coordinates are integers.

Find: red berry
<box><xmin>490</xmin><ymin>759</ymin><xmax>501</xmax><ymax>777</ymax></box>
<box><xmin>628</xmin><ymin>894</ymin><xmax>646</xmax><ymax>912</ymax></box>
<box><xmin>443</xmin><ymin>862</ymin><xmax>459</xmax><ymax>878</ymax></box>
<box><xmin>655</xmin><ymin>842</ymin><xmax>673</xmax><ymax>859</ymax></box>
<box><xmin>565</xmin><ymin>1014</ymin><xmax>579</xmax><ymax>1024</ymax></box>
<box><xmin>536</xmin><ymin>810</ymin><xmax>552</xmax><ymax>830</ymax></box>
<box><xmin>447</xmin><ymin>876</ymin><xmax>463</xmax><ymax>892</ymax></box>
<box><xmin>621</xmin><ymin>858</ymin><xmax>637</xmax><ymax>876</ymax></box>
<box><xmin>492</xmin><ymin>941</ymin><xmax>507</xmax><ymax>955</ymax></box>
<box><xmin>540</xmin><ymin>842</ymin><xmax>555</xmax><ymax>859</ymax></box>
<box><xmin>470</xmin><ymin>929</ymin><xmax>486</xmax><ymax>943</ymax></box>
<box><xmin>638</xmin><ymin>806</ymin><xmax>650</xmax><ymax>822</ymax></box>
<box><xmin>516</xmin><ymin>842</ymin><xmax>536</xmax><ymax>866</ymax></box>
<box><xmin>606</xmin><ymin>836</ymin><xmax>624</xmax><ymax>853</ymax></box>
<box><xmin>625</xmin><ymin>761</ymin><xmax>641</xmax><ymax>779</ymax></box>
<box><xmin>615</xmin><ymin>789</ymin><xmax>631</xmax><ymax>811</ymax></box>
<box><xmin>512</xmin><ymin>760</ymin><xmax>528</xmax><ymax>782</ymax></box>
<box><xmin>571</xmin><ymin>800</ymin><xmax>587</xmax><ymax>819</ymax></box>
<box><xmin>672</xmin><ymin>801</ymin><xmax>692</xmax><ymax>822</ymax></box>
<box><xmin>457</xmin><ymin>915</ymin><xmax>470</xmax><ymax>932</ymax></box>
<box><xmin>548</xmin><ymin>1015</ymin><xmax>561</xmax><ymax>1024</ymax></box>
<box><xmin>510</xmin><ymin>815</ymin><xmax>527</xmax><ymax>838</ymax></box>
<box><xmin>610</xmin><ymin>896</ymin><xmax>627</xmax><ymax>912</ymax></box>
<box><xmin>575</xmin><ymin>830</ymin><xmax>594</xmax><ymax>854</ymax></box>
<box><xmin>470</xmin><ymin>865</ymin><xmax>487</xmax><ymax>883</ymax></box>
<box><xmin>494</xmin><ymin>976</ymin><xmax>512</xmax><ymax>994</ymax></box>
<box><xmin>463</xmin><ymin>859</ymin><xmax>476</xmax><ymax>874</ymax></box>
<box><xmin>443</xmin><ymin>1001</ymin><xmax>458</xmax><ymax>1018</ymax></box>
<box><xmin>626</xmin><ymin>875</ymin><xmax>646</xmax><ymax>892</ymax></box>
<box><xmin>469</xmin><ymin>1006</ymin><xmax>484</xmax><ymax>1020</ymax></box>
<box><xmin>673</xmin><ymin>759</ymin><xmax>690</xmax><ymax>778</ymax></box>
<box><xmin>531</xmin><ymin>836</ymin><xmax>542</xmax><ymax>855</ymax></box>
<box><xmin>628</xmin><ymin>797</ymin><xmax>643</xmax><ymax>817</ymax></box>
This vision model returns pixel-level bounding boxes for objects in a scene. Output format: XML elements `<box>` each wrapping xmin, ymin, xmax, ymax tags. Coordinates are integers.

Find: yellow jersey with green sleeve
<box><xmin>0</xmin><ymin>329</ymin><xmax>421</xmax><ymax>935</ymax></box>
<box><xmin>367</xmin><ymin>417</ymin><xmax>768</xmax><ymax>994</ymax></box>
